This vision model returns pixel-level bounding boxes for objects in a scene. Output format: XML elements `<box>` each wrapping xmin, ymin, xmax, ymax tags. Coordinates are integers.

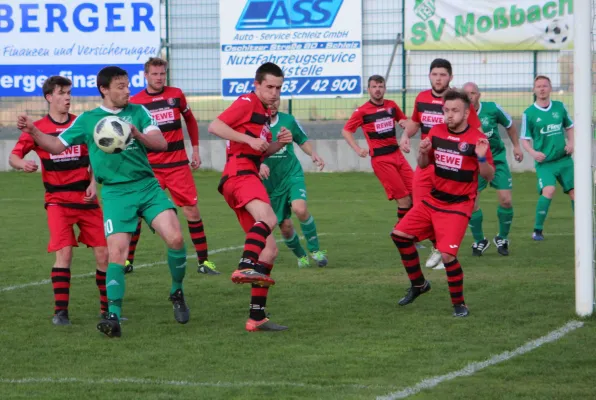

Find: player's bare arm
<box><xmin>131</xmin><ymin>125</ymin><xmax>167</xmax><ymax>152</ymax></box>
<box><xmin>182</xmin><ymin>109</ymin><xmax>201</xmax><ymax>169</ymax></box>
<box><xmin>341</xmin><ymin>129</ymin><xmax>368</xmax><ymax>157</ymax></box>
<box><xmin>476</xmin><ymin>138</ymin><xmax>495</xmax><ymax>181</ymax></box>
<box><xmin>8</xmin><ymin>153</ymin><xmax>38</xmax><ymax>172</ymax></box>
<box><xmin>265</xmin><ymin>127</ymin><xmax>292</xmax><ymax>155</ymax></box>
<box><xmin>17</xmin><ymin>114</ymin><xmax>67</xmax><ymax>155</ymax></box>
<box><xmin>299</xmin><ymin>140</ymin><xmax>325</xmax><ymax>171</ymax></box>
<box><xmin>84</xmin><ymin>168</ymin><xmax>98</xmax><ymax>203</ymax></box>
<box><xmin>259</xmin><ymin>163</ymin><xmax>270</xmax><ymax>179</ymax></box>
<box><xmin>209</xmin><ymin>118</ymin><xmax>268</xmax><ymax>152</ymax></box>
<box><xmin>506</xmin><ymin>123</ymin><xmax>523</xmax><ymax>162</ymax></box>
<box><xmin>417</xmin><ymin>137</ymin><xmax>432</xmax><ymax>168</ymax></box>
<box><xmin>565</xmin><ymin>127</ymin><xmax>574</xmax><ymax>155</ymax></box>
<box><xmin>521</xmin><ymin>138</ymin><xmax>546</xmax><ymax>162</ymax></box>
<box><xmin>400</xmin><ymin>120</ymin><xmax>421</xmax><ymax>153</ymax></box>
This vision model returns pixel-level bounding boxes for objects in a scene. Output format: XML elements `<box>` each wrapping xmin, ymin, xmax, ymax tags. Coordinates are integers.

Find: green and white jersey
<box><xmin>59</xmin><ymin>104</ymin><xmax>159</xmax><ymax>185</ymax></box>
<box><xmin>520</xmin><ymin>101</ymin><xmax>574</xmax><ymax>163</ymax></box>
<box><xmin>262</xmin><ymin>112</ymin><xmax>309</xmax><ymax>195</ymax></box>
<box><xmin>477</xmin><ymin>101</ymin><xmax>513</xmax><ymax>157</ymax></box>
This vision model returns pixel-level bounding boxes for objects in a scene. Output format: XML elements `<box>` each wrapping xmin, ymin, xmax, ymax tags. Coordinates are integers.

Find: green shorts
<box><xmin>269</xmin><ymin>179</ymin><xmax>307</xmax><ymax>223</ymax></box>
<box><xmin>478</xmin><ymin>152</ymin><xmax>512</xmax><ymax>191</ymax></box>
<box><xmin>536</xmin><ymin>156</ymin><xmax>574</xmax><ymax>194</ymax></box>
<box><xmin>101</xmin><ymin>177</ymin><xmax>176</xmax><ymax>237</ymax></box>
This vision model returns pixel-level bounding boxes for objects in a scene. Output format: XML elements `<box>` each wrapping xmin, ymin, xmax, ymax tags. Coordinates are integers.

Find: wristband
<box><xmin>478</xmin><ymin>156</ymin><xmax>487</xmax><ymax>163</ymax></box>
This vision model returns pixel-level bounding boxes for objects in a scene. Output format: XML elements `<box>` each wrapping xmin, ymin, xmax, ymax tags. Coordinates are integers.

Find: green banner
<box><xmin>405</xmin><ymin>0</ymin><xmax>574</xmax><ymax>50</ymax></box>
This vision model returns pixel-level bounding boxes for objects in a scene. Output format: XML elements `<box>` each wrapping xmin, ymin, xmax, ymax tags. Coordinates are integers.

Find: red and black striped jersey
<box><xmin>424</xmin><ymin>123</ymin><xmax>494</xmax><ymax>215</ymax></box>
<box><xmin>343</xmin><ymin>99</ymin><xmax>407</xmax><ymax>157</ymax></box>
<box><xmin>216</xmin><ymin>92</ymin><xmax>271</xmax><ymax>190</ymax></box>
<box><xmin>411</xmin><ymin>90</ymin><xmax>482</xmax><ymax>139</ymax></box>
<box><xmin>130</xmin><ymin>86</ymin><xmax>191</xmax><ymax>168</ymax></box>
<box><xmin>11</xmin><ymin>114</ymin><xmax>97</xmax><ymax>209</ymax></box>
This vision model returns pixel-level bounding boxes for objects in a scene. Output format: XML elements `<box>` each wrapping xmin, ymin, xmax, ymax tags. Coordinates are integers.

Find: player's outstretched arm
<box><xmin>132</xmin><ymin>126</ymin><xmax>167</xmax><ymax>152</ymax></box>
<box><xmin>17</xmin><ymin>114</ymin><xmax>66</xmax><ymax>155</ymax></box>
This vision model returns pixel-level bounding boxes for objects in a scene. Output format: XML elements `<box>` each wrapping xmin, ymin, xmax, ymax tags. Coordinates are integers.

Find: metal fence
<box><xmin>0</xmin><ymin>0</ymin><xmax>594</xmax><ymax>139</ymax></box>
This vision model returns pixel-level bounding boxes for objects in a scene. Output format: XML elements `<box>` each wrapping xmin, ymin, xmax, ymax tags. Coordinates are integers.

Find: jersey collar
<box><xmin>447</xmin><ymin>124</ymin><xmax>470</xmax><ymax>135</ymax></box>
<box><xmin>145</xmin><ymin>87</ymin><xmax>165</xmax><ymax>96</ymax></box>
<box><xmin>47</xmin><ymin>113</ymin><xmax>72</xmax><ymax>126</ymax></box>
<box><xmin>533</xmin><ymin>101</ymin><xmax>552</xmax><ymax>112</ymax></box>
<box><xmin>270</xmin><ymin>114</ymin><xmax>280</xmax><ymax>128</ymax></box>
<box><xmin>100</xmin><ymin>105</ymin><xmax>124</xmax><ymax>114</ymax></box>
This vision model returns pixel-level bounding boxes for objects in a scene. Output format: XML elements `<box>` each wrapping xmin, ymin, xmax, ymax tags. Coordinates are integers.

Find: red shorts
<box><xmin>46</xmin><ymin>205</ymin><xmax>107</xmax><ymax>252</ymax></box>
<box><xmin>371</xmin><ymin>151</ymin><xmax>413</xmax><ymax>200</ymax></box>
<box><xmin>221</xmin><ymin>174</ymin><xmax>271</xmax><ymax>232</ymax></box>
<box><xmin>394</xmin><ymin>199</ymin><xmax>472</xmax><ymax>256</ymax></box>
<box><xmin>153</xmin><ymin>165</ymin><xmax>198</xmax><ymax>207</ymax></box>
<box><xmin>412</xmin><ymin>165</ymin><xmax>434</xmax><ymax>205</ymax></box>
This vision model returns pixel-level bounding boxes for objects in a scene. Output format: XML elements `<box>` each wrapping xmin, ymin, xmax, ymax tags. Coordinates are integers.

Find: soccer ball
<box><xmin>544</xmin><ymin>19</ymin><xmax>570</xmax><ymax>46</ymax></box>
<box><xmin>94</xmin><ymin>116</ymin><xmax>132</xmax><ymax>154</ymax></box>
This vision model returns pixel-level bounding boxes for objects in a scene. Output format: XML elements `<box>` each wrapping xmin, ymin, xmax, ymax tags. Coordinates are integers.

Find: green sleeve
<box><xmin>562</xmin><ymin>103</ymin><xmax>574</xmax><ymax>129</ymax></box>
<box><xmin>520</xmin><ymin>111</ymin><xmax>533</xmax><ymax>140</ymax></box>
<box><xmin>136</xmin><ymin>105</ymin><xmax>160</xmax><ymax>134</ymax></box>
<box><xmin>291</xmin><ymin>117</ymin><xmax>309</xmax><ymax>145</ymax></box>
<box><xmin>58</xmin><ymin>114</ymin><xmax>89</xmax><ymax>146</ymax></box>
<box><xmin>495</xmin><ymin>103</ymin><xmax>513</xmax><ymax>129</ymax></box>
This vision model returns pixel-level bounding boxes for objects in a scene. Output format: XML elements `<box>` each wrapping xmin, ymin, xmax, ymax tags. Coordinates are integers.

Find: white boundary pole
<box><xmin>574</xmin><ymin>0</ymin><xmax>594</xmax><ymax>316</ymax></box>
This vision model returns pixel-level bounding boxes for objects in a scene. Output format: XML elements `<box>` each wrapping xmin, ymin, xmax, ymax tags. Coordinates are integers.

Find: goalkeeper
<box><xmin>259</xmin><ymin>100</ymin><xmax>328</xmax><ymax>268</ymax></box>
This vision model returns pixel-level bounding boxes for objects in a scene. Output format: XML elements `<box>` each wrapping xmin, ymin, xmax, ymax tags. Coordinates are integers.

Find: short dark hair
<box><xmin>97</xmin><ymin>66</ymin><xmax>128</xmax><ymax>98</ymax></box>
<box><xmin>368</xmin><ymin>75</ymin><xmax>385</xmax><ymax>87</ymax></box>
<box><xmin>443</xmin><ymin>89</ymin><xmax>470</xmax><ymax>107</ymax></box>
<box><xmin>42</xmin><ymin>76</ymin><xmax>72</xmax><ymax>100</ymax></box>
<box><xmin>430</xmin><ymin>58</ymin><xmax>452</xmax><ymax>75</ymax></box>
<box><xmin>534</xmin><ymin>75</ymin><xmax>552</xmax><ymax>86</ymax></box>
<box><xmin>144</xmin><ymin>57</ymin><xmax>168</xmax><ymax>73</ymax></box>
<box><xmin>255</xmin><ymin>62</ymin><xmax>284</xmax><ymax>83</ymax></box>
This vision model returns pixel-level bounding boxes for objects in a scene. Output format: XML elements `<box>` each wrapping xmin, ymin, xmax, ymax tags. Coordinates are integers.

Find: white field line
<box><xmin>377</xmin><ymin>320</ymin><xmax>584</xmax><ymax>400</ymax></box>
<box><xmin>0</xmin><ymin>234</ymin><xmax>328</xmax><ymax>293</ymax></box>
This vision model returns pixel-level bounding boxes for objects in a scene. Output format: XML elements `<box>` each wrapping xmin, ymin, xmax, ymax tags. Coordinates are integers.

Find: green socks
<box><xmin>284</xmin><ymin>231</ymin><xmax>307</xmax><ymax>258</ymax></box>
<box><xmin>534</xmin><ymin>195</ymin><xmax>552</xmax><ymax>230</ymax></box>
<box><xmin>469</xmin><ymin>209</ymin><xmax>485</xmax><ymax>242</ymax></box>
<box><xmin>299</xmin><ymin>215</ymin><xmax>320</xmax><ymax>253</ymax></box>
<box><xmin>497</xmin><ymin>206</ymin><xmax>514</xmax><ymax>239</ymax></box>
<box><xmin>168</xmin><ymin>246</ymin><xmax>187</xmax><ymax>294</ymax></box>
<box><xmin>106</xmin><ymin>262</ymin><xmax>125</xmax><ymax>319</ymax></box>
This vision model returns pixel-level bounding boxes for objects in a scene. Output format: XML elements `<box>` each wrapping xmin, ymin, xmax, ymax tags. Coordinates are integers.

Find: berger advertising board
<box><xmin>219</xmin><ymin>0</ymin><xmax>363</xmax><ymax>99</ymax></box>
<box><xmin>0</xmin><ymin>0</ymin><xmax>161</xmax><ymax>96</ymax></box>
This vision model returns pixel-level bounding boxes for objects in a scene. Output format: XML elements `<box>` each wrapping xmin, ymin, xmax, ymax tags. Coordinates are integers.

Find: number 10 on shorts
<box><xmin>104</xmin><ymin>219</ymin><xmax>114</xmax><ymax>235</ymax></box>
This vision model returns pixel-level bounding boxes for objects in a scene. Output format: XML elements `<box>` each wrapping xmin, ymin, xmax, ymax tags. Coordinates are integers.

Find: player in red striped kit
<box><xmin>392</xmin><ymin>90</ymin><xmax>494</xmax><ymax>317</ymax></box>
<box><xmin>342</xmin><ymin>75</ymin><xmax>413</xmax><ymax>221</ymax></box>
<box><xmin>9</xmin><ymin>76</ymin><xmax>108</xmax><ymax>325</ymax></box>
<box><xmin>208</xmin><ymin>62</ymin><xmax>292</xmax><ymax>332</ymax></box>
<box><xmin>125</xmin><ymin>58</ymin><xmax>218</xmax><ymax>275</ymax></box>
<box><xmin>400</xmin><ymin>59</ymin><xmax>483</xmax><ymax>270</ymax></box>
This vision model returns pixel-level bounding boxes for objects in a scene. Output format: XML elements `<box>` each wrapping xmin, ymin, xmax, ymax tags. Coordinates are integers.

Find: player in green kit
<box><xmin>259</xmin><ymin>100</ymin><xmax>328</xmax><ymax>268</ymax></box>
<box><xmin>16</xmin><ymin>67</ymin><xmax>190</xmax><ymax>338</ymax></box>
<box><xmin>520</xmin><ymin>75</ymin><xmax>575</xmax><ymax>241</ymax></box>
<box><xmin>463</xmin><ymin>82</ymin><xmax>523</xmax><ymax>256</ymax></box>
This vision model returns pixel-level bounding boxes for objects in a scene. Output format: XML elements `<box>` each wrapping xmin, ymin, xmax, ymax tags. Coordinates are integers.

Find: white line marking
<box><xmin>0</xmin><ymin>376</ymin><xmax>394</xmax><ymax>391</ymax></box>
<box><xmin>377</xmin><ymin>320</ymin><xmax>584</xmax><ymax>400</ymax></box>
<box><xmin>0</xmin><ymin>234</ymin><xmax>329</xmax><ymax>293</ymax></box>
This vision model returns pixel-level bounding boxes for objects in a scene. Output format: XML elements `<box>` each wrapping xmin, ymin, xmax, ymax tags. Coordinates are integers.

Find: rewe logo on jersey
<box><xmin>50</xmin><ymin>145</ymin><xmax>81</xmax><ymax>160</ymax></box>
<box><xmin>374</xmin><ymin>117</ymin><xmax>394</xmax><ymax>133</ymax></box>
<box><xmin>435</xmin><ymin>150</ymin><xmax>463</xmax><ymax>170</ymax></box>
<box><xmin>235</xmin><ymin>0</ymin><xmax>343</xmax><ymax>30</ymax></box>
<box><xmin>151</xmin><ymin>109</ymin><xmax>175</xmax><ymax>124</ymax></box>
<box><xmin>421</xmin><ymin>113</ymin><xmax>444</xmax><ymax>126</ymax></box>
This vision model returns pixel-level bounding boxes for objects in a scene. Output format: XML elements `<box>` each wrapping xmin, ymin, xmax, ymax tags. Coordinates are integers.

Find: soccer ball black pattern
<box><xmin>544</xmin><ymin>19</ymin><xmax>569</xmax><ymax>46</ymax></box>
<box><xmin>93</xmin><ymin>116</ymin><xmax>132</xmax><ymax>154</ymax></box>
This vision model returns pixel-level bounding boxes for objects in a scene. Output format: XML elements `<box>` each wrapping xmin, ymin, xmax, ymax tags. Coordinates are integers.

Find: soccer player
<box><xmin>9</xmin><ymin>76</ymin><xmax>108</xmax><ymax>326</ymax></box>
<box><xmin>208</xmin><ymin>62</ymin><xmax>292</xmax><ymax>332</ymax></box>
<box><xmin>520</xmin><ymin>75</ymin><xmax>574</xmax><ymax>240</ymax></box>
<box><xmin>400</xmin><ymin>59</ymin><xmax>483</xmax><ymax>269</ymax></box>
<box><xmin>125</xmin><ymin>57</ymin><xmax>217</xmax><ymax>275</ymax></box>
<box><xmin>259</xmin><ymin>99</ymin><xmax>327</xmax><ymax>268</ymax></box>
<box><xmin>17</xmin><ymin>66</ymin><xmax>190</xmax><ymax>338</ymax></box>
<box><xmin>392</xmin><ymin>90</ymin><xmax>494</xmax><ymax>317</ymax></box>
<box><xmin>342</xmin><ymin>75</ymin><xmax>413</xmax><ymax>221</ymax></box>
<box><xmin>463</xmin><ymin>82</ymin><xmax>523</xmax><ymax>256</ymax></box>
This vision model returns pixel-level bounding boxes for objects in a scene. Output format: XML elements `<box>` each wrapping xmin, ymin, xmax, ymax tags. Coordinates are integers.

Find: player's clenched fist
<box><xmin>17</xmin><ymin>114</ymin><xmax>35</xmax><ymax>133</ymax></box>
<box><xmin>475</xmin><ymin>138</ymin><xmax>489</xmax><ymax>157</ymax></box>
<box><xmin>419</xmin><ymin>138</ymin><xmax>432</xmax><ymax>154</ymax></box>
<box><xmin>399</xmin><ymin>135</ymin><xmax>411</xmax><ymax>153</ymax></box>
<box><xmin>248</xmin><ymin>137</ymin><xmax>269</xmax><ymax>152</ymax></box>
<box><xmin>277</xmin><ymin>127</ymin><xmax>293</xmax><ymax>144</ymax></box>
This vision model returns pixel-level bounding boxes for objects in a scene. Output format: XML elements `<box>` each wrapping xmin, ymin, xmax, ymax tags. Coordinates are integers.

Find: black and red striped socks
<box><xmin>188</xmin><ymin>219</ymin><xmax>208</xmax><ymax>264</ymax></box>
<box><xmin>51</xmin><ymin>267</ymin><xmax>71</xmax><ymax>314</ymax></box>
<box><xmin>127</xmin><ymin>220</ymin><xmax>142</xmax><ymax>265</ymax></box>
<box><xmin>249</xmin><ymin>261</ymin><xmax>273</xmax><ymax>320</ymax></box>
<box><xmin>391</xmin><ymin>234</ymin><xmax>425</xmax><ymax>286</ymax></box>
<box><xmin>444</xmin><ymin>259</ymin><xmax>465</xmax><ymax>305</ymax></box>
<box><xmin>239</xmin><ymin>221</ymin><xmax>272</xmax><ymax>270</ymax></box>
<box><xmin>95</xmin><ymin>269</ymin><xmax>108</xmax><ymax>314</ymax></box>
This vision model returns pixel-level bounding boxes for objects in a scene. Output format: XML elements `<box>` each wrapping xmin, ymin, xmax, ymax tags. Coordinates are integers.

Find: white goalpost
<box><xmin>574</xmin><ymin>0</ymin><xmax>594</xmax><ymax>316</ymax></box>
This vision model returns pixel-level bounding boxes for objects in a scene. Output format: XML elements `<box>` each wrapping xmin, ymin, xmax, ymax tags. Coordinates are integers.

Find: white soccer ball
<box><xmin>544</xmin><ymin>19</ymin><xmax>570</xmax><ymax>47</ymax></box>
<box><xmin>94</xmin><ymin>116</ymin><xmax>132</xmax><ymax>154</ymax></box>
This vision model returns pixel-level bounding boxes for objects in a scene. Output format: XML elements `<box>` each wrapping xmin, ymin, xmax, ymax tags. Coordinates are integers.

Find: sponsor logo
<box><xmin>151</xmin><ymin>109</ymin><xmax>175</xmax><ymax>124</ymax></box>
<box><xmin>421</xmin><ymin>113</ymin><xmax>444</xmax><ymax>125</ymax></box>
<box><xmin>458</xmin><ymin>142</ymin><xmax>469</xmax><ymax>152</ymax></box>
<box><xmin>552</xmin><ymin>111</ymin><xmax>560</xmax><ymax>119</ymax></box>
<box><xmin>167</xmin><ymin>98</ymin><xmax>176</xmax><ymax>106</ymax></box>
<box><xmin>236</xmin><ymin>0</ymin><xmax>343</xmax><ymax>30</ymax></box>
<box><xmin>414</xmin><ymin>0</ymin><xmax>436</xmax><ymax>22</ymax></box>
<box><xmin>374</xmin><ymin>117</ymin><xmax>394</xmax><ymax>133</ymax></box>
<box><xmin>539</xmin><ymin>123</ymin><xmax>563</xmax><ymax>135</ymax></box>
<box><xmin>435</xmin><ymin>150</ymin><xmax>463</xmax><ymax>170</ymax></box>
<box><xmin>50</xmin><ymin>145</ymin><xmax>81</xmax><ymax>160</ymax></box>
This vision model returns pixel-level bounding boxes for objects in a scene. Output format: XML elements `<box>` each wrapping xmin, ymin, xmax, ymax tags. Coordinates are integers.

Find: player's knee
<box><xmin>397</xmin><ymin>196</ymin><xmax>412</xmax><ymax>209</ymax></box>
<box><xmin>108</xmin><ymin>246</ymin><xmax>128</xmax><ymax>265</ymax></box>
<box><xmin>293</xmin><ymin>205</ymin><xmax>309</xmax><ymax>221</ymax></box>
<box><xmin>54</xmin><ymin>247</ymin><xmax>73</xmax><ymax>268</ymax></box>
<box><xmin>441</xmin><ymin>253</ymin><xmax>455</xmax><ymax>264</ymax></box>
<box><xmin>95</xmin><ymin>247</ymin><xmax>109</xmax><ymax>270</ymax></box>
<box><xmin>541</xmin><ymin>186</ymin><xmax>556</xmax><ymax>198</ymax></box>
<box><xmin>166</xmin><ymin>231</ymin><xmax>185</xmax><ymax>250</ymax></box>
<box><xmin>279</xmin><ymin>219</ymin><xmax>294</xmax><ymax>239</ymax></box>
<box><xmin>182</xmin><ymin>205</ymin><xmax>200</xmax><ymax>221</ymax></box>
<box><xmin>498</xmin><ymin>194</ymin><xmax>512</xmax><ymax>208</ymax></box>
<box><xmin>391</xmin><ymin>229</ymin><xmax>411</xmax><ymax>239</ymax></box>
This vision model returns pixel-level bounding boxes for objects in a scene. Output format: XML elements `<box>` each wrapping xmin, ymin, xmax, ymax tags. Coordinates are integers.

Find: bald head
<box><xmin>462</xmin><ymin>82</ymin><xmax>480</xmax><ymax>110</ymax></box>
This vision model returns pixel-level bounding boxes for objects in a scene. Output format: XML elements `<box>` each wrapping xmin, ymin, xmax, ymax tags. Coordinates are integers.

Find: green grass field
<box><xmin>0</xmin><ymin>171</ymin><xmax>593</xmax><ymax>400</ymax></box>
